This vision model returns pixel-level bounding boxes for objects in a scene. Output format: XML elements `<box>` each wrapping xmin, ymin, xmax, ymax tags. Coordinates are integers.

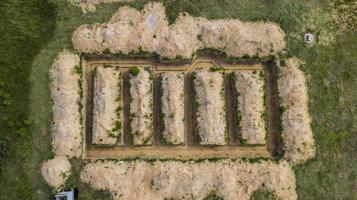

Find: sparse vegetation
<box><xmin>251</xmin><ymin>190</ymin><xmax>279</xmax><ymax>200</ymax></box>
<box><xmin>130</xmin><ymin>66</ymin><xmax>140</xmax><ymax>76</ymax></box>
<box><xmin>204</xmin><ymin>191</ymin><xmax>223</xmax><ymax>200</ymax></box>
<box><xmin>210</xmin><ymin>65</ymin><xmax>224</xmax><ymax>72</ymax></box>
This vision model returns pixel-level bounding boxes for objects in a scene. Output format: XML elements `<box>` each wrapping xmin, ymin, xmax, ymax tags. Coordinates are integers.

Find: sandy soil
<box><xmin>50</xmin><ymin>50</ymin><xmax>82</xmax><ymax>158</ymax></box>
<box><xmin>92</xmin><ymin>66</ymin><xmax>122</xmax><ymax>145</ymax></box>
<box><xmin>161</xmin><ymin>72</ymin><xmax>185</xmax><ymax>144</ymax></box>
<box><xmin>278</xmin><ymin>58</ymin><xmax>315</xmax><ymax>165</ymax></box>
<box><xmin>129</xmin><ymin>68</ymin><xmax>153</xmax><ymax>145</ymax></box>
<box><xmin>235</xmin><ymin>70</ymin><xmax>266</xmax><ymax>145</ymax></box>
<box><xmin>41</xmin><ymin>156</ymin><xmax>71</xmax><ymax>189</ymax></box>
<box><xmin>194</xmin><ymin>68</ymin><xmax>226</xmax><ymax>145</ymax></box>
<box><xmin>81</xmin><ymin>159</ymin><xmax>297</xmax><ymax>200</ymax></box>
<box><xmin>72</xmin><ymin>2</ymin><xmax>286</xmax><ymax>59</ymax></box>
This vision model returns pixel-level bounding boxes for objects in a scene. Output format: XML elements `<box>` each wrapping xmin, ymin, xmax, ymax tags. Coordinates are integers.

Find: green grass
<box><xmin>251</xmin><ymin>190</ymin><xmax>278</xmax><ymax>200</ymax></box>
<box><xmin>0</xmin><ymin>0</ymin><xmax>56</xmax><ymax>199</ymax></box>
<box><xmin>130</xmin><ymin>66</ymin><xmax>140</xmax><ymax>76</ymax></box>
<box><xmin>0</xmin><ymin>0</ymin><xmax>356</xmax><ymax>199</ymax></box>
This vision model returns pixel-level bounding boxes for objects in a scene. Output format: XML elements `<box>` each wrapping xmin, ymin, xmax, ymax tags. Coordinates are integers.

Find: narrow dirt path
<box><xmin>265</xmin><ymin>61</ymin><xmax>282</xmax><ymax>158</ymax></box>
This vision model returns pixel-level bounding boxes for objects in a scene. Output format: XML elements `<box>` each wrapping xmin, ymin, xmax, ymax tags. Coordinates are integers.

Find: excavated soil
<box><xmin>41</xmin><ymin>156</ymin><xmax>71</xmax><ymax>188</ymax></box>
<box><xmin>129</xmin><ymin>68</ymin><xmax>153</xmax><ymax>145</ymax></box>
<box><xmin>92</xmin><ymin>66</ymin><xmax>122</xmax><ymax>145</ymax></box>
<box><xmin>193</xmin><ymin>68</ymin><xmax>226</xmax><ymax>145</ymax></box>
<box><xmin>278</xmin><ymin>58</ymin><xmax>316</xmax><ymax>164</ymax></box>
<box><xmin>161</xmin><ymin>72</ymin><xmax>185</xmax><ymax>144</ymax></box>
<box><xmin>72</xmin><ymin>2</ymin><xmax>286</xmax><ymax>59</ymax></box>
<box><xmin>50</xmin><ymin>50</ymin><xmax>82</xmax><ymax>158</ymax></box>
<box><xmin>234</xmin><ymin>70</ymin><xmax>266</xmax><ymax>145</ymax></box>
<box><xmin>81</xmin><ymin>159</ymin><xmax>297</xmax><ymax>200</ymax></box>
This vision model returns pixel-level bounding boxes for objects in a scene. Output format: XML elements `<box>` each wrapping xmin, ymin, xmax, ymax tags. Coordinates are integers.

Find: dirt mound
<box><xmin>194</xmin><ymin>68</ymin><xmax>226</xmax><ymax>145</ymax></box>
<box><xmin>81</xmin><ymin>159</ymin><xmax>297</xmax><ymax>200</ymax></box>
<box><xmin>234</xmin><ymin>70</ymin><xmax>266</xmax><ymax>144</ymax></box>
<box><xmin>50</xmin><ymin>50</ymin><xmax>82</xmax><ymax>158</ymax></box>
<box><xmin>129</xmin><ymin>67</ymin><xmax>153</xmax><ymax>145</ymax></box>
<box><xmin>92</xmin><ymin>66</ymin><xmax>122</xmax><ymax>145</ymax></box>
<box><xmin>72</xmin><ymin>2</ymin><xmax>286</xmax><ymax>59</ymax></box>
<box><xmin>41</xmin><ymin>156</ymin><xmax>71</xmax><ymax>189</ymax></box>
<box><xmin>278</xmin><ymin>58</ymin><xmax>316</xmax><ymax>164</ymax></box>
<box><xmin>161</xmin><ymin>72</ymin><xmax>185</xmax><ymax>144</ymax></box>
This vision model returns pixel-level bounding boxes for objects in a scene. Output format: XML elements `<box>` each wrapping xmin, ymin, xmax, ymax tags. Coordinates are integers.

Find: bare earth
<box><xmin>161</xmin><ymin>72</ymin><xmax>185</xmax><ymax>144</ymax></box>
<box><xmin>50</xmin><ymin>50</ymin><xmax>82</xmax><ymax>158</ymax></box>
<box><xmin>278</xmin><ymin>58</ymin><xmax>316</xmax><ymax>164</ymax></box>
<box><xmin>41</xmin><ymin>156</ymin><xmax>71</xmax><ymax>188</ymax></box>
<box><xmin>129</xmin><ymin>68</ymin><xmax>153</xmax><ymax>145</ymax></box>
<box><xmin>81</xmin><ymin>160</ymin><xmax>297</xmax><ymax>200</ymax></box>
<box><xmin>72</xmin><ymin>2</ymin><xmax>286</xmax><ymax>59</ymax></box>
<box><xmin>92</xmin><ymin>66</ymin><xmax>121</xmax><ymax>145</ymax></box>
<box><xmin>235</xmin><ymin>70</ymin><xmax>266</xmax><ymax>145</ymax></box>
<box><xmin>194</xmin><ymin>68</ymin><xmax>226</xmax><ymax>145</ymax></box>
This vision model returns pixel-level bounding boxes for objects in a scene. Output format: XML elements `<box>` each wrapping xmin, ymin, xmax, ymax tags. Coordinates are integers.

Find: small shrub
<box><xmin>210</xmin><ymin>66</ymin><xmax>224</xmax><ymax>72</ymax></box>
<box><xmin>130</xmin><ymin>66</ymin><xmax>140</xmax><ymax>76</ymax></box>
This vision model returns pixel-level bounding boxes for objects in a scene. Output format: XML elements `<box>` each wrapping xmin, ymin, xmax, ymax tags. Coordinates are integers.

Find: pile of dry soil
<box><xmin>194</xmin><ymin>68</ymin><xmax>226</xmax><ymax>145</ymax></box>
<box><xmin>81</xmin><ymin>159</ymin><xmax>297</xmax><ymax>200</ymax></box>
<box><xmin>278</xmin><ymin>58</ymin><xmax>316</xmax><ymax>164</ymax></box>
<box><xmin>41</xmin><ymin>156</ymin><xmax>71</xmax><ymax>188</ymax></box>
<box><xmin>92</xmin><ymin>66</ymin><xmax>122</xmax><ymax>145</ymax></box>
<box><xmin>161</xmin><ymin>72</ymin><xmax>185</xmax><ymax>144</ymax></box>
<box><xmin>234</xmin><ymin>70</ymin><xmax>266</xmax><ymax>144</ymax></box>
<box><xmin>129</xmin><ymin>67</ymin><xmax>153</xmax><ymax>145</ymax></box>
<box><xmin>50</xmin><ymin>50</ymin><xmax>82</xmax><ymax>158</ymax></box>
<box><xmin>72</xmin><ymin>2</ymin><xmax>286</xmax><ymax>59</ymax></box>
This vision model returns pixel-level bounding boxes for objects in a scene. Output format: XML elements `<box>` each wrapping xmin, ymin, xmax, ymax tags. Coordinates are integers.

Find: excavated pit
<box><xmin>81</xmin><ymin>55</ymin><xmax>281</xmax><ymax>159</ymax></box>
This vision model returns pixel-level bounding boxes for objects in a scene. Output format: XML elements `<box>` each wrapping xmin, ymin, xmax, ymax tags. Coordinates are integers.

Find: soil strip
<box><xmin>265</xmin><ymin>61</ymin><xmax>282</xmax><ymax>157</ymax></box>
<box><xmin>122</xmin><ymin>71</ymin><xmax>132</xmax><ymax>145</ymax></box>
<box><xmin>225</xmin><ymin>73</ymin><xmax>239</xmax><ymax>146</ymax></box>
<box><xmin>153</xmin><ymin>74</ymin><xmax>162</xmax><ymax>145</ymax></box>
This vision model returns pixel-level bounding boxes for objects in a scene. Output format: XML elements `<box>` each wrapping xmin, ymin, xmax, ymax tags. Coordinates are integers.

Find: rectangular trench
<box><xmin>82</xmin><ymin>57</ymin><xmax>280</xmax><ymax>159</ymax></box>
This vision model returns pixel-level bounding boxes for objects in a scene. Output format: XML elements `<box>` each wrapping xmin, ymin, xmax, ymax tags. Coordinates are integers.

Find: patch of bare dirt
<box><xmin>234</xmin><ymin>70</ymin><xmax>266</xmax><ymax>144</ymax></box>
<box><xmin>72</xmin><ymin>2</ymin><xmax>286</xmax><ymax>59</ymax></box>
<box><xmin>50</xmin><ymin>50</ymin><xmax>82</xmax><ymax>158</ymax></box>
<box><xmin>81</xmin><ymin>159</ymin><xmax>297</xmax><ymax>200</ymax></box>
<box><xmin>278</xmin><ymin>58</ymin><xmax>315</xmax><ymax>165</ymax></box>
<box><xmin>41</xmin><ymin>156</ymin><xmax>71</xmax><ymax>189</ymax></box>
<box><xmin>161</xmin><ymin>72</ymin><xmax>185</xmax><ymax>144</ymax></box>
<box><xmin>129</xmin><ymin>67</ymin><xmax>153</xmax><ymax>145</ymax></box>
<box><xmin>194</xmin><ymin>68</ymin><xmax>226</xmax><ymax>145</ymax></box>
<box><xmin>92</xmin><ymin>66</ymin><xmax>122</xmax><ymax>145</ymax></box>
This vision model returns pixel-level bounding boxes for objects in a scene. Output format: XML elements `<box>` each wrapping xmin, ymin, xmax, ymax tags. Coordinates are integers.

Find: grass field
<box><xmin>0</xmin><ymin>0</ymin><xmax>356</xmax><ymax>199</ymax></box>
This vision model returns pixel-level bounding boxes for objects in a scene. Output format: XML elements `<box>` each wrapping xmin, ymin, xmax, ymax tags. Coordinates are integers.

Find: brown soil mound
<box><xmin>81</xmin><ymin>160</ymin><xmax>297</xmax><ymax>200</ymax></box>
<box><xmin>234</xmin><ymin>70</ymin><xmax>266</xmax><ymax>144</ymax></box>
<box><xmin>193</xmin><ymin>68</ymin><xmax>226</xmax><ymax>145</ymax></box>
<box><xmin>161</xmin><ymin>72</ymin><xmax>185</xmax><ymax>144</ymax></box>
<box><xmin>41</xmin><ymin>156</ymin><xmax>71</xmax><ymax>189</ymax></box>
<box><xmin>92</xmin><ymin>66</ymin><xmax>122</xmax><ymax>145</ymax></box>
<box><xmin>278</xmin><ymin>58</ymin><xmax>315</xmax><ymax>164</ymax></box>
<box><xmin>72</xmin><ymin>2</ymin><xmax>286</xmax><ymax>59</ymax></box>
<box><xmin>50</xmin><ymin>50</ymin><xmax>82</xmax><ymax>158</ymax></box>
<box><xmin>129</xmin><ymin>67</ymin><xmax>153</xmax><ymax>145</ymax></box>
